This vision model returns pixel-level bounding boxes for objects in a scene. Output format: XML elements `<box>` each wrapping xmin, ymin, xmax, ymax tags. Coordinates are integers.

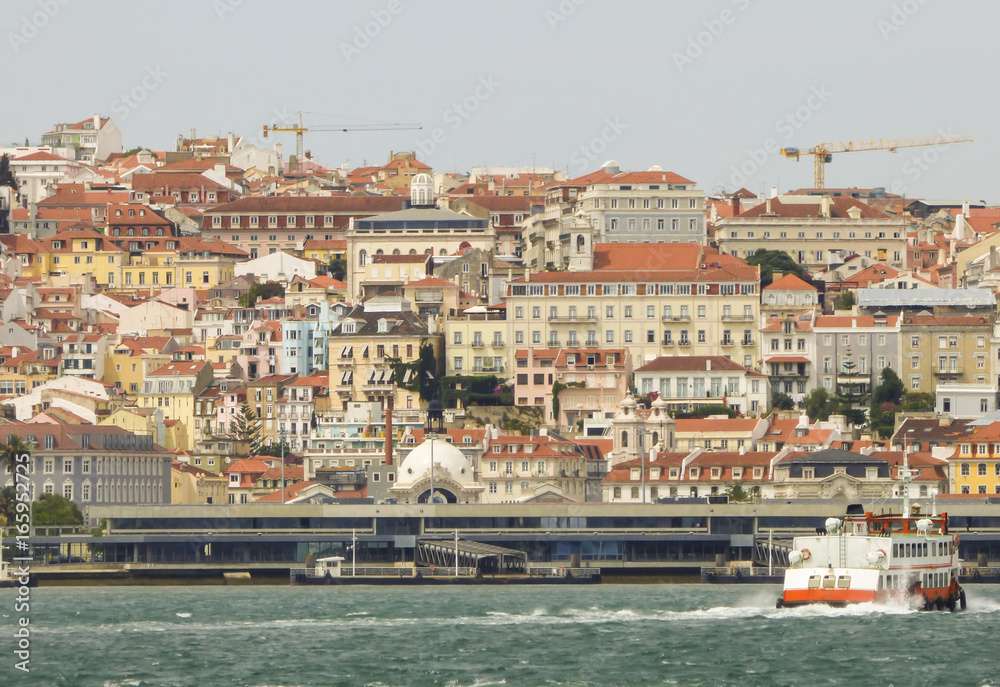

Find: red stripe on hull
<box><xmin>782</xmin><ymin>589</ymin><xmax>876</xmax><ymax>605</ymax></box>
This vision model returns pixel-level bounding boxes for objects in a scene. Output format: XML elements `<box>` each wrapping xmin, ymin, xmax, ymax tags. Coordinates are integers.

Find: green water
<box><xmin>2</xmin><ymin>584</ymin><xmax>999</xmax><ymax>686</ymax></box>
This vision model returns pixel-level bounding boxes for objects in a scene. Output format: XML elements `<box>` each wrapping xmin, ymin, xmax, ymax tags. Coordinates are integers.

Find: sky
<box><xmin>3</xmin><ymin>0</ymin><xmax>996</xmax><ymax>201</ymax></box>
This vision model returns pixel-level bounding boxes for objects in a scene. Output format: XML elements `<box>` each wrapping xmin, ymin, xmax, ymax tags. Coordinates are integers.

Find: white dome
<box><xmin>395</xmin><ymin>438</ymin><xmax>473</xmax><ymax>487</ymax></box>
<box><xmin>410</xmin><ymin>174</ymin><xmax>434</xmax><ymax>206</ymax></box>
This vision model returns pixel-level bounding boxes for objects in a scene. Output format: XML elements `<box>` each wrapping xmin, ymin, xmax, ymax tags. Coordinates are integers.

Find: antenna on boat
<box><xmin>900</xmin><ymin>442</ymin><xmax>913</xmax><ymax>517</ymax></box>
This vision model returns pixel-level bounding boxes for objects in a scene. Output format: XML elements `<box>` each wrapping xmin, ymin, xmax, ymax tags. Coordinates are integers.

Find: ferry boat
<box><xmin>777</xmin><ymin>457</ymin><xmax>966</xmax><ymax>611</ymax></box>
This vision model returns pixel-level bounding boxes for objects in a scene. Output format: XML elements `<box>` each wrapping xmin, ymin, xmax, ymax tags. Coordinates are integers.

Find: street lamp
<box><xmin>425</xmin><ymin>398</ymin><xmax>445</xmax><ymax>505</ymax></box>
<box><xmin>279</xmin><ymin>426</ymin><xmax>287</xmax><ymax>504</ymax></box>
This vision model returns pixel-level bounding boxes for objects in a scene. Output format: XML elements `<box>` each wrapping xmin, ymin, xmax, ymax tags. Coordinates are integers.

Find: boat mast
<box><xmin>900</xmin><ymin>443</ymin><xmax>912</xmax><ymax>516</ymax></box>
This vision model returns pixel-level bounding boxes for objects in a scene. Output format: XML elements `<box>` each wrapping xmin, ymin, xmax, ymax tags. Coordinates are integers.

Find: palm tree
<box><xmin>0</xmin><ymin>434</ymin><xmax>32</xmax><ymax>479</ymax></box>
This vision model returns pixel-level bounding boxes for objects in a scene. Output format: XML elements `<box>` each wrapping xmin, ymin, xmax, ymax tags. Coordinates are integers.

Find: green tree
<box><xmin>900</xmin><ymin>392</ymin><xmax>935</xmax><ymax>412</ymax></box>
<box><xmin>873</xmin><ymin>367</ymin><xmax>905</xmax><ymax>406</ymax></box>
<box><xmin>745</xmin><ymin>248</ymin><xmax>809</xmax><ymax>286</ymax></box>
<box><xmin>0</xmin><ymin>154</ymin><xmax>18</xmax><ymax>196</ymax></box>
<box><xmin>0</xmin><ymin>486</ymin><xmax>14</xmax><ymax>527</ymax></box>
<box><xmin>0</xmin><ymin>434</ymin><xmax>32</xmax><ymax>478</ymax></box>
<box><xmin>328</xmin><ymin>257</ymin><xmax>347</xmax><ymax>281</ymax></box>
<box><xmin>834</xmin><ymin>350</ymin><xmax>869</xmax><ymax>426</ymax></box>
<box><xmin>772</xmin><ymin>392</ymin><xmax>795</xmax><ymax>411</ymax></box>
<box><xmin>674</xmin><ymin>404</ymin><xmax>738</xmax><ymax>419</ymax></box>
<box><xmin>255</xmin><ymin>439</ymin><xmax>292</xmax><ymax>458</ymax></box>
<box><xmin>833</xmin><ymin>290</ymin><xmax>856</xmax><ymax>311</ymax></box>
<box><xmin>803</xmin><ymin>387</ymin><xmax>833</xmax><ymax>422</ymax></box>
<box><xmin>870</xmin><ymin>367</ymin><xmax>905</xmax><ymax>437</ymax></box>
<box><xmin>120</xmin><ymin>147</ymin><xmax>157</xmax><ymax>159</ymax></box>
<box><xmin>239</xmin><ymin>282</ymin><xmax>285</xmax><ymax>307</ymax></box>
<box><xmin>388</xmin><ymin>342</ymin><xmax>439</xmax><ymax>401</ymax></box>
<box><xmin>31</xmin><ymin>494</ymin><xmax>83</xmax><ymax>527</ymax></box>
<box><xmin>228</xmin><ymin>401</ymin><xmax>262</xmax><ymax>456</ymax></box>
<box><xmin>726</xmin><ymin>484</ymin><xmax>751</xmax><ymax>502</ymax></box>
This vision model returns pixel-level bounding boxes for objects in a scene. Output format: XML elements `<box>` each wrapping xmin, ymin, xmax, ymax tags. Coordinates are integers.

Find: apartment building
<box><xmin>900</xmin><ymin>313</ymin><xmax>994</xmax><ymax>395</ymax></box>
<box><xmin>812</xmin><ymin>312</ymin><xmax>901</xmax><ymax>397</ymax></box>
<box><xmin>445</xmin><ymin>305</ymin><xmax>509</xmax><ymax>377</ymax></box>
<box><xmin>41</xmin><ymin>115</ymin><xmax>122</xmax><ymax>164</ymax></box>
<box><xmin>505</xmin><ymin>251</ymin><xmax>760</xmax><ymax>370</ymax></box>
<box><xmin>634</xmin><ymin>355</ymin><xmax>769</xmax><ymax>416</ymax></box>
<box><xmin>716</xmin><ymin>195</ymin><xmax>909</xmax><ymax>271</ymax></box>
<box><xmin>761</xmin><ymin>273</ymin><xmax>819</xmax><ymax>320</ymax></box>
<box><xmin>202</xmin><ymin>195</ymin><xmax>405</xmax><ymax>257</ymax></box>
<box><xmin>328</xmin><ymin>293</ymin><xmax>444</xmax><ymax>411</ymax></box>
<box><xmin>761</xmin><ymin>312</ymin><xmax>816</xmax><ymax>405</ymax></box>
<box><xmin>520</xmin><ymin>160</ymin><xmax>705</xmax><ymax>270</ymax></box>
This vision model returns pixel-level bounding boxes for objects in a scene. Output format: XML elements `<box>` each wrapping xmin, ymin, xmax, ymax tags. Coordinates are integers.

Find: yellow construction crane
<box><xmin>263</xmin><ymin>111</ymin><xmax>421</xmax><ymax>173</ymax></box>
<box><xmin>780</xmin><ymin>135</ymin><xmax>973</xmax><ymax>188</ymax></box>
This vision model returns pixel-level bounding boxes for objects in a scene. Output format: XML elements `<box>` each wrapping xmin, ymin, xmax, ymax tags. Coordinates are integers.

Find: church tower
<box><xmin>566</xmin><ymin>211</ymin><xmax>594</xmax><ymax>271</ymax></box>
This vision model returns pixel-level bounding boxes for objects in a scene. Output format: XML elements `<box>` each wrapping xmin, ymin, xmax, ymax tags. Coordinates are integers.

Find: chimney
<box><xmin>765</xmin><ymin>198</ymin><xmax>772</xmax><ymax>215</ymax></box>
<box><xmin>731</xmin><ymin>195</ymin><xmax>740</xmax><ymax>217</ymax></box>
<box><xmin>384</xmin><ymin>395</ymin><xmax>394</xmax><ymax>466</ymax></box>
<box><xmin>93</xmin><ymin>114</ymin><xmax>101</xmax><ymax>130</ymax></box>
<box><xmin>962</xmin><ymin>200</ymin><xmax>970</xmax><ymax>216</ymax></box>
<box><xmin>227</xmin><ymin>132</ymin><xmax>235</xmax><ymax>153</ymax></box>
<box><xmin>770</xmin><ymin>185</ymin><xmax>778</xmax><ymax>199</ymax></box>
<box><xmin>190</xmin><ymin>128</ymin><xmax>196</xmax><ymax>142</ymax></box>
<box><xmin>955</xmin><ymin>213</ymin><xmax>966</xmax><ymax>242</ymax></box>
<box><xmin>706</xmin><ymin>359</ymin><xmax>711</xmax><ymax>371</ymax></box>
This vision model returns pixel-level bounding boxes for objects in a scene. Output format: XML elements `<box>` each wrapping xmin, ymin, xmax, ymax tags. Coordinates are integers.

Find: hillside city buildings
<box><xmin>3</xmin><ymin>113</ymin><xmax>1000</xmax><ymax>522</ymax></box>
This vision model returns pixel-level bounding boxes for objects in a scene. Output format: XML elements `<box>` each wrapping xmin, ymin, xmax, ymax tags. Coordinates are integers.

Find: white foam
<box><xmin>175</xmin><ymin>612</ymin><xmax>192</xmax><ymax>618</ymax></box>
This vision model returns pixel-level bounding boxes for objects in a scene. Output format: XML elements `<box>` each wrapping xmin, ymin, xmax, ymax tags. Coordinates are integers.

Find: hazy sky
<box><xmin>4</xmin><ymin>0</ymin><xmax>995</xmax><ymax>201</ymax></box>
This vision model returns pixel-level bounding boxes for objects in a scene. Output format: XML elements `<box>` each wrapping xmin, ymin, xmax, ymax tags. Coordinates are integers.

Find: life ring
<box><xmin>429</xmin><ymin>564</ymin><xmax>435</xmax><ymax>572</ymax></box>
<box><xmin>876</xmin><ymin>549</ymin><xmax>887</xmax><ymax>559</ymax></box>
<box><xmin>801</xmin><ymin>548</ymin><xmax>812</xmax><ymax>561</ymax></box>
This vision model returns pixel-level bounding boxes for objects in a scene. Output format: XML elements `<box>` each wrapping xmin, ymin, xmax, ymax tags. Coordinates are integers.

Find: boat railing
<box><xmin>527</xmin><ymin>567</ymin><xmax>601</xmax><ymax>578</ymax></box>
<box><xmin>289</xmin><ymin>566</ymin><xmax>415</xmax><ymax>580</ymax></box>
<box><xmin>414</xmin><ymin>567</ymin><xmax>479</xmax><ymax>576</ymax></box>
<box><xmin>701</xmin><ymin>566</ymin><xmax>782</xmax><ymax>577</ymax></box>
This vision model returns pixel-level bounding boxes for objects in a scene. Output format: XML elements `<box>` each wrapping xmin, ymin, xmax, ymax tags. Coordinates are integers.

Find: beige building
<box><xmin>347</xmin><ymin>177</ymin><xmax>495</xmax><ymax>299</ymax></box>
<box><xmin>716</xmin><ymin>195</ymin><xmax>909</xmax><ymax>272</ymax></box>
<box><xmin>329</xmin><ymin>294</ymin><xmax>444</xmax><ymax>411</ymax></box>
<box><xmin>445</xmin><ymin>305</ymin><xmax>509</xmax><ymax>377</ymax></box>
<box><xmin>171</xmin><ymin>462</ymin><xmax>228</xmax><ymax>504</ymax></box>
<box><xmin>504</xmin><ymin>250</ymin><xmax>760</xmax><ymax>370</ymax></box>
<box><xmin>900</xmin><ymin>313</ymin><xmax>994</xmax><ymax>396</ymax></box>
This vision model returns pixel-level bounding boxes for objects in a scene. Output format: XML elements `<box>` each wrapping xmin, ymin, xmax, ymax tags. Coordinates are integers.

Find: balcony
<box><xmin>722</xmin><ymin>314</ymin><xmax>755</xmax><ymax>322</ymax></box>
<box><xmin>933</xmin><ymin>366</ymin><xmax>964</xmax><ymax>377</ymax></box>
<box><xmin>721</xmin><ymin>338</ymin><xmax>735</xmax><ymax>347</ymax></box>
<box><xmin>678</xmin><ymin>340</ymin><xmax>691</xmax><ymax>347</ymax></box>
<box><xmin>491</xmin><ymin>340</ymin><xmax>505</xmax><ymax>348</ymax></box>
<box><xmin>662</xmin><ymin>315</ymin><xmax>690</xmax><ymax>322</ymax></box>
<box><xmin>661</xmin><ymin>339</ymin><xmax>674</xmax><ymax>346</ymax></box>
<box><xmin>549</xmin><ymin>314</ymin><xmax>598</xmax><ymax>323</ymax></box>
<box><xmin>742</xmin><ymin>338</ymin><xmax>755</xmax><ymax>346</ymax></box>
<box><xmin>471</xmin><ymin>341</ymin><xmax>486</xmax><ymax>348</ymax></box>
<box><xmin>335</xmin><ymin>358</ymin><xmax>354</xmax><ymax>366</ymax></box>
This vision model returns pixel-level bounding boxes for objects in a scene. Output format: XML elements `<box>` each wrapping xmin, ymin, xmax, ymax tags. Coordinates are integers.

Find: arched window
<box><xmin>127</xmin><ymin>228</ymin><xmax>134</xmax><ymax>237</ymax></box>
<box><xmin>392</xmin><ymin>249</ymin><xmax>400</xmax><ymax>255</ymax></box>
<box><xmin>141</xmin><ymin>227</ymin><xmax>149</xmax><ymax>236</ymax></box>
<box><xmin>375</xmin><ymin>249</ymin><xmax>384</xmax><ymax>255</ymax></box>
<box><xmin>621</xmin><ymin>430</ymin><xmax>628</xmax><ymax>448</ymax></box>
<box><xmin>157</xmin><ymin>227</ymin><xmax>164</xmax><ymax>236</ymax></box>
<box><xmin>440</xmin><ymin>248</ymin><xmax>447</xmax><ymax>256</ymax></box>
<box><xmin>613</xmin><ymin>486</ymin><xmax>622</xmax><ymax>499</ymax></box>
<box><xmin>652</xmin><ymin>431</ymin><xmax>659</xmax><ymax>446</ymax></box>
<box><xmin>113</xmin><ymin>228</ymin><xmax>120</xmax><ymax>236</ymax></box>
<box><xmin>409</xmin><ymin>249</ymin><xmax>417</xmax><ymax>254</ymax></box>
<box><xmin>359</xmin><ymin>249</ymin><xmax>367</xmax><ymax>266</ymax></box>
<box><xmin>577</xmin><ymin>234</ymin><xmax>585</xmax><ymax>251</ymax></box>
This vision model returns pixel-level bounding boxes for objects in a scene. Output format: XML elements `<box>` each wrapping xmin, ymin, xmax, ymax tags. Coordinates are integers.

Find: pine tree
<box><xmin>228</xmin><ymin>401</ymin><xmax>262</xmax><ymax>457</ymax></box>
<box><xmin>834</xmin><ymin>349</ymin><xmax>869</xmax><ymax>426</ymax></box>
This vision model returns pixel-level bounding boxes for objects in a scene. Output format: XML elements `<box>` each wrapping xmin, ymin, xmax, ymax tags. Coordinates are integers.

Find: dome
<box><xmin>620</xmin><ymin>394</ymin><xmax>637</xmax><ymax>409</ymax></box>
<box><xmin>410</xmin><ymin>174</ymin><xmax>434</xmax><ymax>207</ymax></box>
<box><xmin>651</xmin><ymin>395</ymin><xmax>668</xmax><ymax>412</ymax></box>
<box><xmin>395</xmin><ymin>438</ymin><xmax>473</xmax><ymax>486</ymax></box>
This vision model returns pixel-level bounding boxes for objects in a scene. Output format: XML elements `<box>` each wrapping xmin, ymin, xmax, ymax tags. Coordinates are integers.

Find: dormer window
<box><xmin>341</xmin><ymin>321</ymin><xmax>356</xmax><ymax>334</ymax></box>
<box><xmin>377</xmin><ymin>320</ymin><xmax>389</xmax><ymax>333</ymax></box>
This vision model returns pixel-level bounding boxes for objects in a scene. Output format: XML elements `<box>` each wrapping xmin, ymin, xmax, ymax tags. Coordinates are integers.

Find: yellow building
<box><xmin>114</xmin><ymin>236</ymin><xmax>247</xmax><ymax>294</ymax></box>
<box><xmin>171</xmin><ymin>462</ymin><xmax>228</xmax><ymax>504</ymax></box>
<box><xmin>329</xmin><ymin>295</ymin><xmax>444</xmax><ymax>412</ymax></box>
<box><xmin>953</xmin><ymin>425</ymin><xmax>1000</xmax><ymax>495</ymax></box>
<box><xmin>0</xmin><ymin>347</ymin><xmax>59</xmax><ymax>395</ymax></box>
<box><xmin>18</xmin><ymin>227</ymin><xmax>125</xmax><ymax>288</ymax></box>
<box><xmin>104</xmin><ymin>336</ymin><xmax>179</xmax><ymax>395</ymax></box>
<box><xmin>137</xmin><ymin>360</ymin><xmax>214</xmax><ymax>451</ymax></box>
<box><xmin>303</xmin><ymin>239</ymin><xmax>347</xmax><ymax>264</ymax></box>
<box><xmin>247</xmin><ymin>374</ymin><xmax>299</xmax><ymax>448</ymax></box>
<box><xmin>444</xmin><ymin>305</ymin><xmax>509</xmax><ymax>376</ymax></box>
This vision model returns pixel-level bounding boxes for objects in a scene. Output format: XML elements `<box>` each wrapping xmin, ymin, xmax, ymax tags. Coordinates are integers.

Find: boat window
<box><xmin>807</xmin><ymin>575</ymin><xmax>821</xmax><ymax>589</ymax></box>
<box><xmin>923</xmin><ymin>543</ymin><xmax>928</xmax><ymax>557</ymax></box>
<box><xmin>892</xmin><ymin>543</ymin><xmax>898</xmax><ymax>557</ymax></box>
<box><xmin>822</xmin><ymin>575</ymin><xmax>836</xmax><ymax>589</ymax></box>
<box><xmin>837</xmin><ymin>576</ymin><xmax>851</xmax><ymax>588</ymax></box>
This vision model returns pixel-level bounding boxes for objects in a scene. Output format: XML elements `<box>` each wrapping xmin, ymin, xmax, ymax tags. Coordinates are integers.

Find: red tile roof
<box><xmin>636</xmin><ymin>356</ymin><xmax>749</xmax><ymax>373</ymax></box>
<box><xmin>764</xmin><ymin>273</ymin><xmax>817</xmax><ymax>292</ymax></box>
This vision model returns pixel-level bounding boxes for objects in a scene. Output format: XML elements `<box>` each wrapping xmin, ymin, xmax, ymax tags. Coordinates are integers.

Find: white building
<box><xmin>40</xmin><ymin>115</ymin><xmax>123</xmax><ymax>164</ymax></box>
<box><xmin>634</xmin><ymin>355</ymin><xmax>770</xmax><ymax>417</ymax></box>
<box><xmin>234</xmin><ymin>251</ymin><xmax>316</xmax><ymax>283</ymax></box>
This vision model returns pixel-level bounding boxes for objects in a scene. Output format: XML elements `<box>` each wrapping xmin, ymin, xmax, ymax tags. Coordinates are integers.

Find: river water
<box><xmin>2</xmin><ymin>584</ymin><xmax>999</xmax><ymax>686</ymax></box>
